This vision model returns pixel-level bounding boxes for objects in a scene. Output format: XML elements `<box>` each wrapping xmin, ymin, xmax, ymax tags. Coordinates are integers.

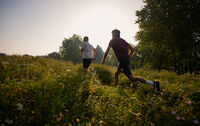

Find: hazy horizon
<box><xmin>0</xmin><ymin>0</ymin><xmax>144</xmax><ymax>56</ymax></box>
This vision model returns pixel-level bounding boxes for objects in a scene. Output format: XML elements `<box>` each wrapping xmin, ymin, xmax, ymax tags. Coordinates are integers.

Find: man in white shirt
<box><xmin>81</xmin><ymin>36</ymin><xmax>96</xmax><ymax>71</ymax></box>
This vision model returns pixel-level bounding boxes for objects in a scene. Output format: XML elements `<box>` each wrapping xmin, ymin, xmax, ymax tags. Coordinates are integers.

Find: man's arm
<box><xmin>128</xmin><ymin>44</ymin><xmax>134</xmax><ymax>56</ymax></box>
<box><xmin>102</xmin><ymin>46</ymin><xmax>111</xmax><ymax>65</ymax></box>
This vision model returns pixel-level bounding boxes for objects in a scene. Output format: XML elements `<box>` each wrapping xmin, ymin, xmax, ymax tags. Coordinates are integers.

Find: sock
<box><xmin>146</xmin><ymin>80</ymin><xmax>154</xmax><ymax>86</ymax></box>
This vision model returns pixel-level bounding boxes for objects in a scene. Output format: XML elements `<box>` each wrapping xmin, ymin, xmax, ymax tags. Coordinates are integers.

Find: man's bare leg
<box><xmin>114</xmin><ymin>70</ymin><xmax>120</xmax><ymax>86</ymax></box>
<box><xmin>129</xmin><ymin>75</ymin><xmax>155</xmax><ymax>87</ymax></box>
<box><xmin>129</xmin><ymin>75</ymin><xmax>160</xmax><ymax>91</ymax></box>
<box><xmin>129</xmin><ymin>75</ymin><xmax>146</xmax><ymax>83</ymax></box>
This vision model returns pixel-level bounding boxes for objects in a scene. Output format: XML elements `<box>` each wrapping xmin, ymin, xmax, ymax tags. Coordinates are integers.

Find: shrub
<box><xmin>93</xmin><ymin>65</ymin><xmax>114</xmax><ymax>85</ymax></box>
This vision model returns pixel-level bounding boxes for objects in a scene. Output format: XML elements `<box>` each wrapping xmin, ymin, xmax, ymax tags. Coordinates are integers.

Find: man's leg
<box><xmin>129</xmin><ymin>75</ymin><xmax>146</xmax><ymax>83</ymax></box>
<box><xmin>83</xmin><ymin>59</ymin><xmax>87</xmax><ymax>71</ymax></box>
<box><xmin>121</xmin><ymin>58</ymin><xmax>160</xmax><ymax>91</ymax></box>
<box><xmin>129</xmin><ymin>74</ymin><xmax>160</xmax><ymax>91</ymax></box>
<box><xmin>83</xmin><ymin>59</ymin><xmax>91</xmax><ymax>72</ymax></box>
<box><xmin>129</xmin><ymin>74</ymin><xmax>154</xmax><ymax>86</ymax></box>
<box><xmin>114</xmin><ymin>70</ymin><xmax>120</xmax><ymax>86</ymax></box>
<box><xmin>85</xmin><ymin>59</ymin><xmax>92</xmax><ymax>72</ymax></box>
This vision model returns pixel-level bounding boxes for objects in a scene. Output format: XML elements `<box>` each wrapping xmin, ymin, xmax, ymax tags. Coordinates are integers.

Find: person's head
<box><xmin>83</xmin><ymin>36</ymin><xmax>89</xmax><ymax>42</ymax></box>
<box><xmin>112</xmin><ymin>29</ymin><xmax>120</xmax><ymax>38</ymax></box>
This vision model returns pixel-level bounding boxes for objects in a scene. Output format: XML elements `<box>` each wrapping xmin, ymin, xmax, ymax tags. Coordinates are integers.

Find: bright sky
<box><xmin>0</xmin><ymin>0</ymin><xmax>144</xmax><ymax>56</ymax></box>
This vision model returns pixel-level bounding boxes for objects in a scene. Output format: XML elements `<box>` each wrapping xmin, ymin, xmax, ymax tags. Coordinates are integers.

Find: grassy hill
<box><xmin>0</xmin><ymin>55</ymin><xmax>200</xmax><ymax>126</ymax></box>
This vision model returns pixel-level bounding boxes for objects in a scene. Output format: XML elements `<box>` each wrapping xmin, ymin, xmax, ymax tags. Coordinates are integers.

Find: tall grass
<box><xmin>0</xmin><ymin>55</ymin><xmax>199</xmax><ymax>125</ymax></box>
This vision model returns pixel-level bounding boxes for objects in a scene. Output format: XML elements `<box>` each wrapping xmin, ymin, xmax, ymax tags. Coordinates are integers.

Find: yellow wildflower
<box><xmin>92</xmin><ymin>117</ymin><xmax>95</xmax><ymax>123</ymax></box>
<box><xmin>76</xmin><ymin>118</ymin><xmax>80</xmax><ymax>123</ymax></box>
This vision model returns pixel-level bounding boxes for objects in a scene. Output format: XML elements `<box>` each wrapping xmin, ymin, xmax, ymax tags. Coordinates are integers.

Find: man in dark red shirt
<box><xmin>102</xmin><ymin>29</ymin><xmax>160</xmax><ymax>92</ymax></box>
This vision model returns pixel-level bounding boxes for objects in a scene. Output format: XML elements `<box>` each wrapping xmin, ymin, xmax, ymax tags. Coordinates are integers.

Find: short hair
<box><xmin>83</xmin><ymin>36</ymin><xmax>89</xmax><ymax>42</ymax></box>
<box><xmin>112</xmin><ymin>29</ymin><xmax>120</xmax><ymax>37</ymax></box>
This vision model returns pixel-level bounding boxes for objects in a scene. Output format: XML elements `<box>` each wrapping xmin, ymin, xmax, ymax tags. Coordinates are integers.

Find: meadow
<box><xmin>0</xmin><ymin>55</ymin><xmax>200</xmax><ymax>126</ymax></box>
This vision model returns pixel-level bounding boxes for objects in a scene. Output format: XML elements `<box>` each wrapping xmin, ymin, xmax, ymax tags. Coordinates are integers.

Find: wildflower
<box><xmin>187</xmin><ymin>101</ymin><xmax>192</xmax><ymax>104</ymax></box>
<box><xmin>59</xmin><ymin>83</ymin><xmax>64</xmax><ymax>85</ymax></box>
<box><xmin>76</xmin><ymin>118</ymin><xmax>80</xmax><ymax>123</ymax></box>
<box><xmin>171</xmin><ymin>111</ymin><xmax>176</xmax><ymax>115</ymax></box>
<box><xmin>181</xmin><ymin>117</ymin><xmax>185</xmax><ymax>120</ymax></box>
<box><xmin>64</xmin><ymin>109</ymin><xmax>68</xmax><ymax>112</ymax></box>
<box><xmin>5</xmin><ymin>119</ymin><xmax>13</xmax><ymax>124</ymax></box>
<box><xmin>57</xmin><ymin>117</ymin><xmax>62</xmax><ymax>122</ymax></box>
<box><xmin>136</xmin><ymin>113</ymin><xmax>142</xmax><ymax>116</ymax></box>
<box><xmin>136</xmin><ymin>117</ymin><xmax>142</xmax><ymax>120</ymax></box>
<box><xmin>130</xmin><ymin>83</ymin><xmax>134</xmax><ymax>88</ymax></box>
<box><xmin>98</xmin><ymin>120</ymin><xmax>105</xmax><ymax>124</ymax></box>
<box><xmin>176</xmin><ymin>116</ymin><xmax>180</xmax><ymax>120</ymax></box>
<box><xmin>193</xmin><ymin>120</ymin><xmax>199</xmax><ymax>125</ymax></box>
<box><xmin>16</xmin><ymin>103</ymin><xmax>23</xmax><ymax>110</ymax></box>
<box><xmin>59</xmin><ymin>113</ymin><xmax>63</xmax><ymax>117</ymax></box>
<box><xmin>92</xmin><ymin>117</ymin><xmax>95</xmax><ymax>123</ymax></box>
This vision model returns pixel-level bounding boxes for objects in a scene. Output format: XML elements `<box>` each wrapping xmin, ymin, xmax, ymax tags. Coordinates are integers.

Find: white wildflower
<box><xmin>5</xmin><ymin>119</ymin><xmax>13</xmax><ymax>124</ymax></box>
<box><xmin>64</xmin><ymin>109</ymin><xmax>68</xmax><ymax>112</ymax></box>
<box><xmin>16</xmin><ymin>103</ymin><xmax>23</xmax><ymax>110</ymax></box>
<box><xmin>59</xmin><ymin>83</ymin><xmax>64</xmax><ymax>85</ymax></box>
<box><xmin>98</xmin><ymin>120</ymin><xmax>105</xmax><ymax>124</ymax></box>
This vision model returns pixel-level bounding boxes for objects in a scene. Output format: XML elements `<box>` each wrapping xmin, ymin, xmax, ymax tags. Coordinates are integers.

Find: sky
<box><xmin>0</xmin><ymin>0</ymin><xmax>145</xmax><ymax>56</ymax></box>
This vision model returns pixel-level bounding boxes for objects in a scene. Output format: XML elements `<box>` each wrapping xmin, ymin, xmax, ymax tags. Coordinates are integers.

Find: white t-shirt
<box><xmin>81</xmin><ymin>41</ymin><xmax>94</xmax><ymax>59</ymax></box>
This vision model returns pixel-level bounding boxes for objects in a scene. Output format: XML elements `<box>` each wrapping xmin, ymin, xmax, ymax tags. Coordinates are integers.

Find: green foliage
<box><xmin>135</xmin><ymin>0</ymin><xmax>200</xmax><ymax>74</ymax></box>
<box><xmin>60</xmin><ymin>34</ymin><xmax>82</xmax><ymax>63</ymax></box>
<box><xmin>0</xmin><ymin>56</ymin><xmax>200</xmax><ymax>125</ymax></box>
<box><xmin>47</xmin><ymin>52</ymin><xmax>61</xmax><ymax>60</ymax></box>
<box><xmin>107</xmin><ymin>49</ymin><xmax>118</xmax><ymax>66</ymax></box>
<box><xmin>94</xmin><ymin>45</ymin><xmax>104</xmax><ymax>64</ymax></box>
<box><xmin>93</xmin><ymin>64</ymin><xmax>114</xmax><ymax>85</ymax></box>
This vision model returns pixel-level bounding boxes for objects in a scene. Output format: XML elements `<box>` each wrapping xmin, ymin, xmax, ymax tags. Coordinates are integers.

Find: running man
<box><xmin>102</xmin><ymin>29</ymin><xmax>160</xmax><ymax>91</ymax></box>
<box><xmin>81</xmin><ymin>36</ymin><xmax>96</xmax><ymax>72</ymax></box>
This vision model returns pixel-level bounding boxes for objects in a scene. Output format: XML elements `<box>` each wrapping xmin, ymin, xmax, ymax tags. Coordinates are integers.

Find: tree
<box><xmin>48</xmin><ymin>52</ymin><xmax>60</xmax><ymax>60</ymax></box>
<box><xmin>60</xmin><ymin>34</ymin><xmax>82</xmax><ymax>63</ymax></box>
<box><xmin>94</xmin><ymin>45</ymin><xmax>104</xmax><ymax>64</ymax></box>
<box><xmin>135</xmin><ymin>0</ymin><xmax>200</xmax><ymax>74</ymax></box>
<box><xmin>108</xmin><ymin>49</ymin><xmax>118</xmax><ymax>66</ymax></box>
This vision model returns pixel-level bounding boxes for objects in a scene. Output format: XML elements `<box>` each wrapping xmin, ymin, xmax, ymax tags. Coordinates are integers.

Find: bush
<box><xmin>93</xmin><ymin>65</ymin><xmax>114</xmax><ymax>85</ymax></box>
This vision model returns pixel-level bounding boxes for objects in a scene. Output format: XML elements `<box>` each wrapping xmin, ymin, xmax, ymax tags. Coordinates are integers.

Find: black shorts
<box><xmin>83</xmin><ymin>58</ymin><xmax>92</xmax><ymax>69</ymax></box>
<box><xmin>117</xmin><ymin>58</ymin><xmax>132</xmax><ymax>77</ymax></box>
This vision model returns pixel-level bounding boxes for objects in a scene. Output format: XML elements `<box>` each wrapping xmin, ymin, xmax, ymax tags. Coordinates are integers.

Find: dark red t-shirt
<box><xmin>109</xmin><ymin>37</ymin><xmax>130</xmax><ymax>61</ymax></box>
